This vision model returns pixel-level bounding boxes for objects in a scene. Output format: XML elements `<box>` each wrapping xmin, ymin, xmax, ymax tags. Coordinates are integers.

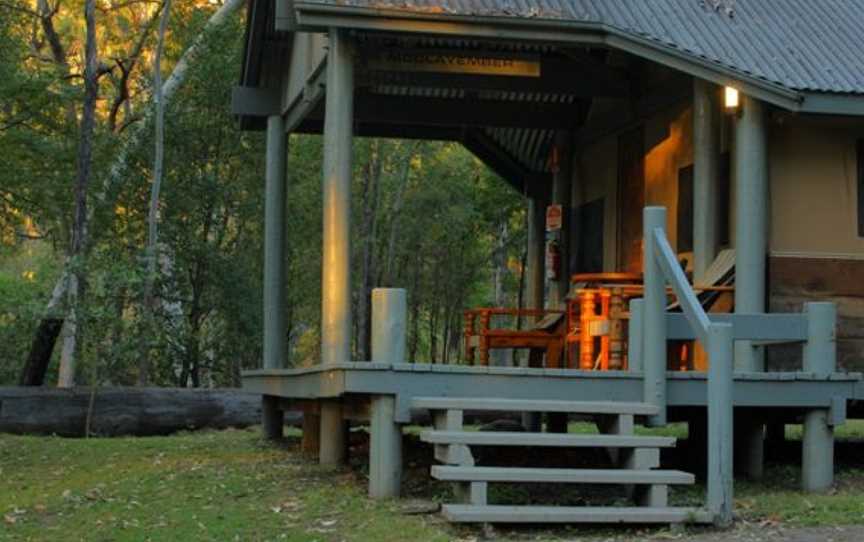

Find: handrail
<box><xmin>651</xmin><ymin>227</ymin><xmax>711</xmax><ymax>345</ymax></box>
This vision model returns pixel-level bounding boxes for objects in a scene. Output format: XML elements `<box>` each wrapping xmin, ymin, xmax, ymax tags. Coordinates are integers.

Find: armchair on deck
<box><xmin>463</xmin><ymin>308</ymin><xmax>567</xmax><ymax>367</ymax></box>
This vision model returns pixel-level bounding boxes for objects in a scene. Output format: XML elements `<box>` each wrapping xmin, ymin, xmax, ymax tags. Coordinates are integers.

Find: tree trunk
<box><xmin>383</xmin><ymin>142</ymin><xmax>420</xmax><ymax>286</ymax></box>
<box><xmin>0</xmin><ymin>387</ymin><xmax>281</xmax><ymax>437</ymax></box>
<box><xmin>141</xmin><ymin>0</ymin><xmax>173</xmax><ymax>386</ymax></box>
<box><xmin>25</xmin><ymin>0</ymin><xmax>245</xmax><ymax>380</ymax></box>
<box><xmin>57</xmin><ymin>0</ymin><xmax>98</xmax><ymax>388</ymax></box>
<box><xmin>18</xmin><ymin>318</ymin><xmax>64</xmax><ymax>386</ymax></box>
<box><xmin>357</xmin><ymin>142</ymin><xmax>381</xmax><ymax>361</ymax></box>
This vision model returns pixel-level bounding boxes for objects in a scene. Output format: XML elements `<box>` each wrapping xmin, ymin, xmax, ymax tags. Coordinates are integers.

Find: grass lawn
<box><xmin>3</xmin><ymin>422</ymin><xmax>864</xmax><ymax>541</ymax></box>
<box><xmin>0</xmin><ymin>428</ymin><xmax>453</xmax><ymax>542</ymax></box>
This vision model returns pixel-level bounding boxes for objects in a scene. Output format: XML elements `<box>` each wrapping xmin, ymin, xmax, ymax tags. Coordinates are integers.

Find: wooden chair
<box><xmin>463</xmin><ymin>308</ymin><xmax>567</xmax><ymax>368</ymax></box>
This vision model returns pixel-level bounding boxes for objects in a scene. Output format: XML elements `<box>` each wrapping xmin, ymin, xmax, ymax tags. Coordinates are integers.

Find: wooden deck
<box><xmin>242</xmin><ymin>362</ymin><xmax>859</xmax><ymax>424</ymax></box>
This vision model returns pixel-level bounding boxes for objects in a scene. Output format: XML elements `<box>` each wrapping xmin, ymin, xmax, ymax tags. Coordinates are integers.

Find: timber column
<box><xmin>319</xmin><ymin>29</ymin><xmax>354</xmax><ymax>465</ymax></box>
<box><xmin>692</xmin><ymin>79</ymin><xmax>720</xmax><ymax>282</ymax></box>
<box><xmin>522</xmin><ymin>192</ymin><xmax>546</xmax><ymax>432</ymax></box>
<box><xmin>549</xmin><ymin>131</ymin><xmax>573</xmax><ymax>310</ymax></box>
<box><xmin>733</xmin><ymin>92</ymin><xmax>768</xmax><ymax>479</ymax></box>
<box><xmin>262</xmin><ymin>113</ymin><xmax>287</xmax><ymax>440</ymax></box>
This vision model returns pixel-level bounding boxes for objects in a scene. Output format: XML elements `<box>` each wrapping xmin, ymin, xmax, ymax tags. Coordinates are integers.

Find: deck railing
<box><xmin>636</xmin><ymin>206</ymin><xmax>837</xmax><ymax>526</ymax></box>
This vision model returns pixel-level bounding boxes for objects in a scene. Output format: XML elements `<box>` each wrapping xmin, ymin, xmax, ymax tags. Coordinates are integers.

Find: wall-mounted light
<box><xmin>724</xmin><ymin>86</ymin><xmax>740</xmax><ymax>110</ymax></box>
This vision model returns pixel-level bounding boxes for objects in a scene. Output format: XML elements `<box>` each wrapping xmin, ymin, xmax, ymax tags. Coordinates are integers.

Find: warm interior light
<box><xmin>724</xmin><ymin>86</ymin><xmax>740</xmax><ymax>109</ymax></box>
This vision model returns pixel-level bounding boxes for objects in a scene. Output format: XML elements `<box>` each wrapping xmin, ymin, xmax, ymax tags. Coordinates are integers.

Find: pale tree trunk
<box><xmin>57</xmin><ymin>0</ymin><xmax>98</xmax><ymax>388</ymax></box>
<box><xmin>383</xmin><ymin>142</ymin><xmax>421</xmax><ymax>286</ymax></box>
<box><xmin>356</xmin><ymin>142</ymin><xmax>381</xmax><ymax>360</ymax></box>
<box><xmin>27</xmin><ymin>0</ymin><xmax>244</xmax><ymax>378</ymax></box>
<box><xmin>140</xmin><ymin>0</ymin><xmax>172</xmax><ymax>385</ymax></box>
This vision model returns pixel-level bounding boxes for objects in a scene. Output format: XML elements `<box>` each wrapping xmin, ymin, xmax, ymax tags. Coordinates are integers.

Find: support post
<box><xmin>627</xmin><ymin>298</ymin><xmax>644</xmax><ymax>372</ymax></box>
<box><xmin>733</xmin><ymin>94</ymin><xmax>768</xmax><ymax>372</ymax></box>
<box><xmin>320</xmin><ymin>28</ymin><xmax>354</xmax><ymax>366</ymax></box>
<box><xmin>692</xmin><ymin>79</ymin><xmax>720</xmax><ymax>282</ymax></box>
<box><xmin>733</xmin><ymin>92</ymin><xmax>767</xmax><ymax>482</ymax></box>
<box><xmin>643</xmin><ymin>207</ymin><xmax>668</xmax><ymax>426</ymax></box>
<box><xmin>369</xmin><ymin>395</ymin><xmax>402</xmax><ymax>498</ymax></box>
<box><xmin>707</xmin><ymin>323</ymin><xmax>734</xmax><ymax>527</ymax></box>
<box><xmin>549</xmin><ymin>131</ymin><xmax>572</xmax><ymax>309</ymax></box>
<box><xmin>319</xmin><ymin>29</ymin><xmax>354</xmax><ymax>464</ymax></box>
<box><xmin>802</xmin><ymin>302</ymin><xmax>837</xmax><ymax>492</ymax></box>
<box><xmin>368</xmin><ymin>289</ymin><xmax>405</xmax><ymax>496</ymax></box>
<box><xmin>262</xmin><ymin>395</ymin><xmax>284</xmax><ymax>440</ymax></box>
<box><xmin>262</xmin><ymin>113</ymin><xmax>287</xmax><ymax>439</ymax></box>
<box><xmin>319</xmin><ymin>401</ymin><xmax>346</xmax><ymax>465</ymax></box>
<box><xmin>523</xmin><ymin>196</ymin><xmax>546</xmax><ymax>431</ymax></box>
<box><xmin>371</xmin><ymin>289</ymin><xmax>407</xmax><ymax>365</ymax></box>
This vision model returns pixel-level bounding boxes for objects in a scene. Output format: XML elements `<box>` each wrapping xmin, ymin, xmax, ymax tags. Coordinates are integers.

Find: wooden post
<box><xmin>369</xmin><ymin>288</ymin><xmax>406</xmax><ymax>497</ymax></box>
<box><xmin>523</xmin><ymin>196</ymin><xmax>545</xmax><ymax>431</ymax></box>
<box><xmin>802</xmin><ymin>302</ymin><xmax>837</xmax><ymax>492</ymax></box>
<box><xmin>707</xmin><ymin>323</ymin><xmax>734</xmax><ymax>527</ymax></box>
<box><xmin>262</xmin><ymin>113</ymin><xmax>287</xmax><ymax>439</ymax></box>
<box><xmin>733</xmin><ymin>93</ymin><xmax>768</xmax><ymax>372</ymax></box>
<box><xmin>627</xmin><ymin>298</ymin><xmax>644</xmax><ymax>372</ymax></box>
<box><xmin>733</xmin><ymin>92</ymin><xmax>768</xmax><ymax>481</ymax></box>
<box><xmin>692</xmin><ymin>78</ymin><xmax>720</xmax><ymax>283</ymax></box>
<box><xmin>549</xmin><ymin>131</ymin><xmax>572</xmax><ymax>309</ymax></box>
<box><xmin>643</xmin><ymin>207</ymin><xmax>668</xmax><ymax>426</ymax></box>
<box><xmin>319</xmin><ymin>29</ymin><xmax>354</xmax><ymax>464</ymax></box>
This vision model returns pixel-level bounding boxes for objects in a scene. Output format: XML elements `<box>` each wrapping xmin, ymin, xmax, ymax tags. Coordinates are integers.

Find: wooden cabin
<box><xmin>234</xmin><ymin>0</ymin><xmax>864</xmax><ymax>527</ymax></box>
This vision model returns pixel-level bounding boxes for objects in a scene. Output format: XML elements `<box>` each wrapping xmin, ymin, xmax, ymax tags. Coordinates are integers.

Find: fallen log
<box><xmin>0</xmin><ymin>387</ymin><xmax>299</xmax><ymax>437</ymax></box>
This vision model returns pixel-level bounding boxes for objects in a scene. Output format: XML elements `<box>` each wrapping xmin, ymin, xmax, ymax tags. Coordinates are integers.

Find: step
<box><xmin>412</xmin><ymin>397</ymin><xmax>659</xmax><ymax>416</ymax></box>
<box><xmin>421</xmin><ymin>431</ymin><xmax>676</xmax><ymax>448</ymax></box>
<box><xmin>431</xmin><ymin>466</ymin><xmax>695</xmax><ymax>485</ymax></box>
<box><xmin>442</xmin><ymin>504</ymin><xmax>713</xmax><ymax>524</ymax></box>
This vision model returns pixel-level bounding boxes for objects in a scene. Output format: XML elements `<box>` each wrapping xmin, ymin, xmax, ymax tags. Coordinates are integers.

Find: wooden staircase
<box><xmin>415</xmin><ymin>397</ymin><xmax>711</xmax><ymax>525</ymax></box>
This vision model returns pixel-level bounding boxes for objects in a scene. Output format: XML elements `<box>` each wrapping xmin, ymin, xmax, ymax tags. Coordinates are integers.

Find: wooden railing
<box><xmin>638</xmin><ymin>206</ymin><xmax>838</xmax><ymax>526</ymax></box>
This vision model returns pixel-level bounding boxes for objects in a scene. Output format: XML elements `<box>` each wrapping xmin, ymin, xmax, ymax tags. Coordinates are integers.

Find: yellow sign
<box><xmin>367</xmin><ymin>51</ymin><xmax>541</xmax><ymax>78</ymax></box>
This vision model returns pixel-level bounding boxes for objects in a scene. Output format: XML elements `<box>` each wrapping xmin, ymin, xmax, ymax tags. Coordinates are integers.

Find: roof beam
<box><xmin>312</xmin><ymin>92</ymin><xmax>583</xmax><ymax>129</ymax></box>
<box><xmin>461</xmin><ymin>129</ymin><xmax>548</xmax><ymax>198</ymax></box>
<box><xmin>356</xmin><ymin>55</ymin><xmax>629</xmax><ymax>98</ymax></box>
<box><xmin>295</xmin><ymin>118</ymin><xmax>462</xmax><ymax>141</ymax></box>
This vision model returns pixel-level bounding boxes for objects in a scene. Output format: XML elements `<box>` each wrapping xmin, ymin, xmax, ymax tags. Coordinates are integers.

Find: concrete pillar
<box><xmin>318</xmin><ymin>29</ymin><xmax>353</xmax><ymax>464</ymax></box>
<box><xmin>262</xmin><ymin>114</ymin><xmax>287</xmax><ymax>440</ymax></box>
<box><xmin>692</xmin><ymin>79</ymin><xmax>720</xmax><ymax>283</ymax></box>
<box><xmin>643</xmin><ymin>207</ymin><xmax>668</xmax><ymax>426</ymax></box>
<box><xmin>733</xmin><ymin>94</ymin><xmax>768</xmax><ymax>372</ymax></box>
<box><xmin>320</xmin><ymin>28</ymin><xmax>354</xmax><ymax>366</ymax></box>
<box><xmin>549</xmin><ymin>131</ymin><xmax>572</xmax><ymax>309</ymax></box>
<box><xmin>802</xmin><ymin>302</ymin><xmax>836</xmax><ymax>492</ymax></box>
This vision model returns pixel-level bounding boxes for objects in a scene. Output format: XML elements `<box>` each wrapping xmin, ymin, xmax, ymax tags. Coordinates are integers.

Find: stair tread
<box><xmin>421</xmin><ymin>430</ymin><xmax>676</xmax><ymax>448</ymax></box>
<box><xmin>431</xmin><ymin>466</ymin><xmax>695</xmax><ymax>485</ymax></box>
<box><xmin>442</xmin><ymin>504</ymin><xmax>713</xmax><ymax>524</ymax></box>
<box><xmin>412</xmin><ymin>397</ymin><xmax>659</xmax><ymax>415</ymax></box>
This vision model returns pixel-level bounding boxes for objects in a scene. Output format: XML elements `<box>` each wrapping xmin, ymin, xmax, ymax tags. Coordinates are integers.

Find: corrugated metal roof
<box><xmin>301</xmin><ymin>0</ymin><xmax>864</xmax><ymax>95</ymax></box>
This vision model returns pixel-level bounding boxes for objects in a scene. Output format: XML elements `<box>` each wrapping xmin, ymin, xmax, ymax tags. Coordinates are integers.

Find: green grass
<box><xmin>0</xmin><ymin>428</ymin><xmax>451</xmax><ymax>542</ymax></box>
<box><xmin>5</xmin><ymin>422</ymin><xmax>864</xmax><ymax>541</ymax></box>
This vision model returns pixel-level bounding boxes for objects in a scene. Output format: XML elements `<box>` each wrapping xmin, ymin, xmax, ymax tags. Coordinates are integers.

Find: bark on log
<box><xmin>0</xmin><ymin>387</ymin><xmax>300</xmax><ymax>437</ymax></box>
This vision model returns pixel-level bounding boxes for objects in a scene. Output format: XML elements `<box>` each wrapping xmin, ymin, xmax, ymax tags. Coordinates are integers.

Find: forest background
<box><xmin>0</xmin><ymin>0</ymin><xmax>528</xmax><ymax>388</ymax></box>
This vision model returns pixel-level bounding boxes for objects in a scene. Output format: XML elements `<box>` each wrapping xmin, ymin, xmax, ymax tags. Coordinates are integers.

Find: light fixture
<box><xmin>724</xmin><ymin>86</ymin><xmax>740</xmax><ymax>110</ymax></box>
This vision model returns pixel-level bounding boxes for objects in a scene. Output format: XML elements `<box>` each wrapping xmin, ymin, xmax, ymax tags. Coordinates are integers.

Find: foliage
<box><xmin>0</xmin><ymin>0</ymin><xmax>528</xmax><ymax>385</ymax></box>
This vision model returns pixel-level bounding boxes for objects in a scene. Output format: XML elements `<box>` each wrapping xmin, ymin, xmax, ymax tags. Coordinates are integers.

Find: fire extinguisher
<box><xmin>546</xmin><ymin>239</ymin><xmax>560</xmax><ymax>281</ymax></box>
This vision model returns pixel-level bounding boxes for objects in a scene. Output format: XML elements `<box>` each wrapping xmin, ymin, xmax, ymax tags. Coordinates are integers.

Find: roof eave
<box><xmin>293</xmin><ymin>2</ymin><xmax>820</xmax><ymax>113</ymax></box>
